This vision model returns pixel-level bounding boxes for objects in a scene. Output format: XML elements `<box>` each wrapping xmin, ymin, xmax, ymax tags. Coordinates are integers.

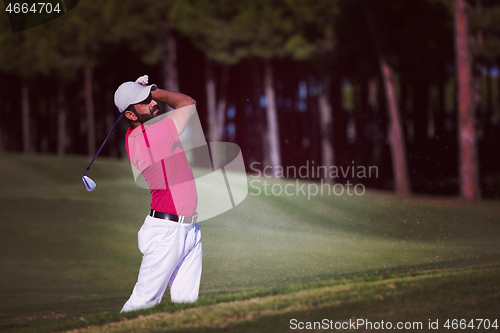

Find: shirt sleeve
<box><xmin>145</xmin><ymin>116</ymin><xmax>180</xmax><ymax>162</ymax></box>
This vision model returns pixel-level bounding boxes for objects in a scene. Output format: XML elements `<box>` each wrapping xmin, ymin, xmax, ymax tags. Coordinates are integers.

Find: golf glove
<box><xmin>136</xmin><ymin>75</ymin><xmax>149</xmax><ymax>86</ymax></box>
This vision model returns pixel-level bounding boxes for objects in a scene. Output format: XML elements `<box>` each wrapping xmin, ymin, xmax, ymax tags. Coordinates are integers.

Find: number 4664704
<box><xmin>5</xmin><ymin>2</ymin><xmax>61</xmax><ymax>14</ymax></box>
<box><xmin>444</xmin><ymin>319</ymin><xmax>498</xmax><ymax>330</ymax></box>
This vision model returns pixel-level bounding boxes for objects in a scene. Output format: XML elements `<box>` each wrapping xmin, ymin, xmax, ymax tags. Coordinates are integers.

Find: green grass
<box><xmin>0</xmin><ymin>153</ymin><xmax>499</xmax><ymax>332</ymax></box>
<box><xmin>62</xmin><ymin>264</ymin><xmax>500</xmax><ymax>333</ymax></box>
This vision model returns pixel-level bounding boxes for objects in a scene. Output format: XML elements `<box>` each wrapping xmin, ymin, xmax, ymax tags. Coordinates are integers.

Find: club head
<box><xmin>82</xmin><ymin>175</ymin><xmax>96</xmax><ymax>192</ymax></box>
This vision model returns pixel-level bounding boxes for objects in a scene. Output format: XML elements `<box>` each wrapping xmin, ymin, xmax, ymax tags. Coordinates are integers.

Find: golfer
<box><xmin>114</xmin><ymin>75</ymin><xmax>202</xmax><ymax>312</ymax></box>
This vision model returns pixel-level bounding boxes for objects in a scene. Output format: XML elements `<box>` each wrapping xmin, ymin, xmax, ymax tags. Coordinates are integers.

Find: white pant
<box><xmin>121</xmin><ymin>215</ymin><xmax>202</xmax><ymax>312</ymax></box>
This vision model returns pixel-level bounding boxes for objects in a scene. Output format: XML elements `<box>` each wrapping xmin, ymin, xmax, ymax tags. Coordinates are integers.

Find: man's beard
<box><xmin>134</xmin><ymin>105</ymin><xmax>165</xmax><ymax>124</ymax></box>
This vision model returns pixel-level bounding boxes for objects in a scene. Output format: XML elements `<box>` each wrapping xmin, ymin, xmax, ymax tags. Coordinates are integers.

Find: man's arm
<box><xmin>152</xmin><ymin>88</ymin><xmax>196</xmax><ymax>136</ymax></box>
<box><xmin>151</xmin><ymin>88</ymin><xmax>194</xmax><ymax>109</ymax></box>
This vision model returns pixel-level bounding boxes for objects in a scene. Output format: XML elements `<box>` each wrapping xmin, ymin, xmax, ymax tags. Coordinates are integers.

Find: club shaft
<box><xmin>82</xmin><ymin>113</ymin><xmax>124</xmax><ymax>177</ymax></box>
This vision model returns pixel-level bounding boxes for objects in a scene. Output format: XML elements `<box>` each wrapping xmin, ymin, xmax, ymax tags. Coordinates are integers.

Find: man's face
<box><xmin>131</xmin><ymin>94</ymin><xmax>164</xmax><ymax>124</ymax></box>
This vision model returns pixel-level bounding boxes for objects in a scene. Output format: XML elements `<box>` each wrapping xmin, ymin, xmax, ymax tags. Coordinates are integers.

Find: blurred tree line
<box><xmin>0</xmin><ymin>0</ymin><xmax>499</xmax><ymax>198</ymax></box>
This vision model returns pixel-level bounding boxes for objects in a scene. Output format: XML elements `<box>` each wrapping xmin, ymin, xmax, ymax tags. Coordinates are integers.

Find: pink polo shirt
<box><xmin>125</xmin><ymin>116</ymin><xmax>197</xmax><ymax>216</ymax></box>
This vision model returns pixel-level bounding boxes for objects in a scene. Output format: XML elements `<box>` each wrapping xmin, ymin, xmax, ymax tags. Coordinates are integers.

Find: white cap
<box><xmin>114</xmin><ymin>81</ymin><xmax>157</xmax><ymax>112</ymax></box>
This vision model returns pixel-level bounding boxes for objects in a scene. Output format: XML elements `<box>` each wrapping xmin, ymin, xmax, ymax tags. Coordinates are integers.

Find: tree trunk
<box><xmin>57</xmin><ymin>84</ymin><xmax>67</xmax><ymax>157</ymax></box>
<box><xmin>289</xmin><ymin>81</ymin><xmax>298</xmax><ymax>162</ymax></box>
<box><xmin>21</xmin><ymin>82</ymin><xmax>33</xmax><ymax>154</ymax></box>
<box><xmin>83</xmin><ymin>63</ymin><xmax>96</xmax><ymax>157</ymax></box>
<box><xmin>163</xmin><ymin>20</ymin><xmax>179</xmax><ymax>112</ymax></box>
<box><xmin>332</xmin><ymin>72</ymin><xmax>347</xmax><ymax>168</ymax></box>
<box><xmin>205</xmin><ymin>57</ymin><xmax>229</xmax><ymax>143</ymax></box>
<box><xmin>0</xmin><ymin>84</ymin><xmax>3</xmax><ymax>152</ymax></box>
<box><xmin>205</xmin><ymin>57</ymin><xmax>218</xmax><ymax>142</ymax></box>
<box><xmin>0</xmin><ymin>110</ymin><xmax>4</xmax><ymax>153</ymax></box>
<box><xmin>454</xmin><ymin>0</ymin><xmax>481</xmax><ymax>199</ymax></box>
<box><xmin>163</xmin><ymin>32</ymin><xmax>178</xmax><ymax>92</ymax></box>
<box><xmin>251</xmin><ymin>60</ymin><xmax>267</xmax><ymax>168</ymax></box>
<box><xmin>318</xmin><ymin>74</ymin><xmax>334</xmax><ymax>184</ymax></box>
<box><xmin>264</xmin><ymin>60</ymin><xmax>282</xmax><ymax>178</ymax></box>
<box><xmin>368</xmin><ymin>77</ymin><xmax>384</xmax><ymax>171</ymax></box>
<box><xmin>216</xmin><ymin>65</ymin><xmax>229</xmax><ymax>140</ymax></box>
<box><xmin>309</xmin><ymin>79</ymin><xmax>320</xmax><ymax>164</ymax></box>
<box><xmin>365</xmin><ymin>8</ymin><xmax>411</xmax><ymax>197</ymax></box>
<box><xmin>381</xmin><ymin>62</ymin><xmax>411</xmax><ymax>196</ymax></box>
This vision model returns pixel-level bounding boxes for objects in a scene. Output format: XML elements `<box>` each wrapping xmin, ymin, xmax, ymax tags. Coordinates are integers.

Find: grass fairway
<box><xmin>0</xmin><ymin>154</ymin><xmax>499</xmax><ymax>332</ymax></box>
<box><xmin>66</xmin><ymin>265</ymin><xmax>500</xmax><ymax>333</ymax></box>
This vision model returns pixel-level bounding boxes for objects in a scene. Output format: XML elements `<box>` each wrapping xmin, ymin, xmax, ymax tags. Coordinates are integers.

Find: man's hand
<box><xmin>134</xmin><ymin>75</ymin><xmax>196</xmax><ymax>134</ymax></box>
<box><xmin>135</xmin><ymin>75</ymin><xmax>149</xmax><ymax>86</ymax></box>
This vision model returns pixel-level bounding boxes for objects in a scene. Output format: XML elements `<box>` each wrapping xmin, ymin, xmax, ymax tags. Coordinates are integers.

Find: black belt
<box><xmin>149</xmin><ymin>209</ymin><xmax>198</xmax><ymax>224</ymax></box>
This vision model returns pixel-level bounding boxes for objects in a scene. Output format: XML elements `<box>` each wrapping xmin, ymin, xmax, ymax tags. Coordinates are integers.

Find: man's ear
<box><xmin>124</xmin><ymin>110</ymin><xmax>137</xmax><ymax>121</ymax></box>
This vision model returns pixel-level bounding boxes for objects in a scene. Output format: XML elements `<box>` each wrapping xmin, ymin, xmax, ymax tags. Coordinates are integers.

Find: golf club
<box><xmin>81</xmin><ymin>113</ymin><xmax>123</xmax><ymax>191</ymax></box>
